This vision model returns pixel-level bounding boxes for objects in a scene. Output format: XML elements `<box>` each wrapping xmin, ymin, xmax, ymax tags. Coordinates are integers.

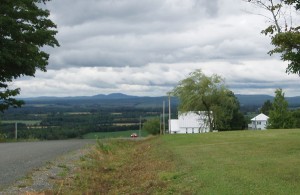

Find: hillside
<box><xmin>21</xmin><ymin>93</ymin><xmax>300</xmax><ymax>109</ymax></box>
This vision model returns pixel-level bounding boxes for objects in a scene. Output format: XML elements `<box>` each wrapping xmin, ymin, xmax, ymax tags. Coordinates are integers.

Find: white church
<box><xmin>170</xmin><ymin>111</ymin><xmax>211</xmax><ymax>134</ymax></box>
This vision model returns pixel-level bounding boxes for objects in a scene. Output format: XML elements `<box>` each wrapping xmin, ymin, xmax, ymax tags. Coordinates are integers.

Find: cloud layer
<box><xmin>13</xmin><ymin>0</ymin><xmax>300</xmax><ymax>97</ymax></box>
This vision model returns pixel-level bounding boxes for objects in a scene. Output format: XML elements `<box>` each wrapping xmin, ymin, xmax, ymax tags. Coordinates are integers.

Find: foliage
<box><xmin>50</xmin><ymin>139</ymin><xmax>177</xmax><ymax>194</ymax></box>
<box><xmin>229</xmin><ymin>108</ymin><xmax>247</xmax><ymax>130</ymax></box>
<box><xmin>268</xmin><ymin>88</ymin><xmax>293</xmax><ymax>128</ymax></box>
<box><xmin>95</xmin><ymin>139</ymin><xmax>112</xmax><ymax>154</ymax></box>
<box><xmin>223</xmin><ymin>91</ymin><xmax>246</xmax><ymax>130</ymax></box>
<box><xmin>246</xmin><ymin>0</ymin><xmax>300</xmax><ymax>75</ymax></box>
<box><xmin>291</xmin><ymin>109</ymin><xmax>300</xmax><ymax>127</ymax></box>
<box><xmin>260</xmin><ymin>99</ymin><xmax>273</xmax><ymax>115</ymax></box>
<box><xmin>142</xmin><ymin>117</ymin><xmax>160</xmax><ymax>135</ymax></box>
<box><xmin>0</xmin><ymin>0</ymin><xmax>59</xmax><ymax>111</ymax></box>
<box><xmin>0</xmin><ymin>133</ymin><xmax>7</xmax><ymax>142</ymax></box>
<box><xmin>0</xmin><ymin>106</ymin><xmax>157</xmax><ymax>140</ymax></box>
<box><xmin>171</xmin><ymin>69</ymin><xmax>241</xmax><ymax>131</ymax></box>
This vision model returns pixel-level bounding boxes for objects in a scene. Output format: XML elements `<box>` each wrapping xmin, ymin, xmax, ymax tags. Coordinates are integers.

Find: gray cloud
<box><xmin>11</xmin><ymin>0</ymin><xmax>300</xmax><ymax>98</ymax></box>
<box><xmin>45</xmin><ymin>0</ymin><xmax>268</xmax><ymax>69</ymax></box>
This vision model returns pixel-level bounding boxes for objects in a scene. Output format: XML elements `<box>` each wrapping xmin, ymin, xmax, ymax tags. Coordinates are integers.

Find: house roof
<box><xmin>251</xmin><ymin>113</ymin><xmax>269</xmax><ymax>121</ymax></box>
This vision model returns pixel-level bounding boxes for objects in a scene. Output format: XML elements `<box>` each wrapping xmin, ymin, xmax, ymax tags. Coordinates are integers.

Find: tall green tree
<box><xmin>260</xmin><ymin>100</ymin><xmax>273</xmax><ymax>115</ymax></box>
<box><xmin>0</xmin><ymin>0</ymin><xmax>59</xmax><ymax>111</ymax></box>
<box><xmin>291</xmin><ymin>109</ymin><xmax>300</xmax><ymax>128</ymax></box>
<box><xmin>171</xmin><ymin>69</ymin><xmax>240</xmax><ymax>131</ymax></box>
<box><xmin>268</xmin><ymin>88</ymin><xmax>293</xmax><ymax>128</ymax></box>
<box><xmin>227</xmin><ymin>91</ymin><xmax>246</xmax><ymax>130</ymax></box>
<box><xmin>246</xmin><ymin>0</ymin><xmax>300</xmax><ymax>75</ymax></box>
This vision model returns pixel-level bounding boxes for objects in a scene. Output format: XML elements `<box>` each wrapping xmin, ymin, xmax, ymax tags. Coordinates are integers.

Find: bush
<box><xmin>142</xmin><ymin>118</ymin><xmax>160</xmax><ymax>135</ymax></box>
<box><xmin>0</xmin><ymin>133</ymin><xmax>7</xmax><ymax>142</ymax></box>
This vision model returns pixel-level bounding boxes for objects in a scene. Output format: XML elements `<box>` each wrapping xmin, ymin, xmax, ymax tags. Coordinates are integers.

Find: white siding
<box><xmin>170</xmin><ymin>119</ymin><xmax>180</xmax><ymax>133</ymax></box>
<box><xmin>250</xmin><ymin>113</ymin><xmax>269</xmax><ymax>130</ymax></box>
<box><xmin>170</xmin><ymin>111</ymin><xmax>210</xmax><ymax>134</ymax></box>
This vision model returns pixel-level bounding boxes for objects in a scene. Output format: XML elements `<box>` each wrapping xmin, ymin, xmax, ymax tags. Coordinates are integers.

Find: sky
<box><xmin>13</xmin><ymin>0</ymin><xmax>300</xmax><ymax>97</ymax></box>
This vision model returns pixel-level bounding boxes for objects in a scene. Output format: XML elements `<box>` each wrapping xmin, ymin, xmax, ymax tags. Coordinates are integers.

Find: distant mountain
<box><xmin>236</xmin><ymin>94</ymin><xmax>300</xmax><ymax>107</ymax></box>
<box><xmin>91</xmin><ymin>93</ymin><xmax>139</xmax><ymax>99</ymax></box>
<box><xmin>236</xmin><ymin>94</ymin><xmax>273</xmax><ymax>106</ymax></box>
<box><xmin>20</xmin><ymin>93</ymin><xmax>300</xmax><ymax>108</ymax></box>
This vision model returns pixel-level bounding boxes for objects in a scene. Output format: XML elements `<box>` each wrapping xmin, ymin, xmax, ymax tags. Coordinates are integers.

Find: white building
<box><xmin>170</xmin><ymin>111</ymin><xmax>211</xmax><ymax>134</ymax></box>
<box><xmin>250</xmin><ymin>113</ymin><xmax>269</xmax><ymax>130</ymax></box>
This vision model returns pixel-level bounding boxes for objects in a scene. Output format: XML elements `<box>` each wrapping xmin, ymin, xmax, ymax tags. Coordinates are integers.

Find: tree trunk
<box><xmin>202</xmin><ymin>99</ymin><xmax>213</xmax><ymax>132</ymax></box>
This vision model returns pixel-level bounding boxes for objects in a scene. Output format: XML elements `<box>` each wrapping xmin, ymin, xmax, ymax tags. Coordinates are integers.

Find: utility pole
<box><xmin>163</xmin><ymin>100</ymin><xmax>165</xmax><ymax>135</ymax></box>
<box><xmin>168</xmin><ymin>94</ymin><xmax>171</xmax><ymax>134</ymax></box>
<box><xmin>160</xmin><ymin>114</ymin><xmax>162</xmax><ymax>135</ymax></box>
<box><xmin>139</xmin><ymin>116</ymin><xmax>142</xmax><ymax>137</ymax></box>
<box><xmin>15</xmin><ymin>122</ymin><xmax>18</xmax><ymax>140</ymax></box>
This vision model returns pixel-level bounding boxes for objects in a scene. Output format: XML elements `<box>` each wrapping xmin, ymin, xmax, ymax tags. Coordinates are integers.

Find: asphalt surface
<box><xmin>0</xmin><ymin>139</ymin><xmax>95</xmax><ymax>188</ymax></box>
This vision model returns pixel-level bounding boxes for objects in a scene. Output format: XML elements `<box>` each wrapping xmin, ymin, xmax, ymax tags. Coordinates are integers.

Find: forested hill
<box><xmin>236</xmin><ymin>94</ymin><xmax>300</xmax><ymax>107</ymax></box>
<box><xmin>20</xmin><ymin>93</ymin><xmax>300</xmax><ymax>108</ymax></box>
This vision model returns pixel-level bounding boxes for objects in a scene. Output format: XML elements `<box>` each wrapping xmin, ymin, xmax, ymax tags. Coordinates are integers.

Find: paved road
<box><xmin>0</xmin><ymin>139</ymin><xmax>95</xmax><ymax>188</ymax></box>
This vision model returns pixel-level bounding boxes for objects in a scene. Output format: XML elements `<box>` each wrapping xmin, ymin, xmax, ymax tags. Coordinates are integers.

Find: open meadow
<box><xmin>161</xmin><ymin>129</ymin><xmax>300</xmax><ymax>194</ymax></box>
<box><xmin>49</xmin><ymin>129</ymin><xmax>300</xmax><ymax>194</ymax></box>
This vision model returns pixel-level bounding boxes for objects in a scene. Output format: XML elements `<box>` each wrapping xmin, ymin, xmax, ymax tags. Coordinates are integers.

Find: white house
<box><xmin>250</xmin><ymin>113</ymin><xmax>269</xmax><ymax>130</ymax></box>
<box><xmin>170</xmin><ymin>111</ymin><xmax>211</xmax><ymax>134</ymax></box>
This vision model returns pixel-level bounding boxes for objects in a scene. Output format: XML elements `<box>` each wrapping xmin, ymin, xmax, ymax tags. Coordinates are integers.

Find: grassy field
<box><xmin>1</xmin><ymin>120</ymin><xmax>41</xmax><ymax>125</ymax></box>
<box><xmin>161</xmin><ymin>129</ymin><xmax>300</xmax><ymax>194</ymax></box>
<box><xmin>49</xmin><ymin>129</ymin><xmax>300</xmax><ymax>194</ymax></box>
<box><xmin>83</xmin><ymin>130</ymin><xmax>149</xmax><ymax>139</ymax></box>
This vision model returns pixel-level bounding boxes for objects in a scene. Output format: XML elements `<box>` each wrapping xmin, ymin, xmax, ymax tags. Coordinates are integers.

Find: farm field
<box><xmin>1</xmin><ymin>120</ymin><xmax>41</xmax><ymax>125</ymax></box>
<box><xmin>48</xmin><ymin>129</ymin><xmax>300</xmax><ymax>194</ymax></box>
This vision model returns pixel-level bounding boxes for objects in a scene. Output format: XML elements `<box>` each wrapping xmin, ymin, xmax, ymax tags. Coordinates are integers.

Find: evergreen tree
<box><xmin>268</xmin><ymin>89</ymin><xmax>293</xmax><ymax>129</ymax></box>
<box><xmin>260</xmin><ymin>100</ymin><xmax>273</xmax><ymax>116</ymax></box>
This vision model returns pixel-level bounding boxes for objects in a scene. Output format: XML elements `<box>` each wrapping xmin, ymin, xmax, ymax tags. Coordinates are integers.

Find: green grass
<box><xmin>49</xmin><ymin>129</ymin><xmax>300</xmax><ymax>194</ymax></box>
<box><xmin>83</xmin><ymin>130</ymin><xmax>149</xmax><ymax>139</ymax></box>
<box><xmin>160</xmin><ymin>129</ymin><xmax>300</xmax><ymax>194</ymax></box>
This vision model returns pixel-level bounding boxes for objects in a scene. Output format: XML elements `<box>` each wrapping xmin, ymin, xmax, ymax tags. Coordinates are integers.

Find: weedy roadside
<box><xmin>49</xmin><ymin>138</ymin><xmax>182</xmax><ymax>194</ymax></box>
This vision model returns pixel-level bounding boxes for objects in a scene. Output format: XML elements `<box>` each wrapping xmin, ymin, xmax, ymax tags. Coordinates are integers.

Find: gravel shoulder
<box><xmin>0</xmin><ymin>140</ymin><xmax>95</xmax><ymax>194</ymax></box>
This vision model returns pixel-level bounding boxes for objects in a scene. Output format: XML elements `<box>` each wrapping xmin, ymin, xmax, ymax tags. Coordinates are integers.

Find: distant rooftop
<box><xmin>251</xmin><ymin>113</ymin><xmax>269</xmax><ymax>121</ymax></box>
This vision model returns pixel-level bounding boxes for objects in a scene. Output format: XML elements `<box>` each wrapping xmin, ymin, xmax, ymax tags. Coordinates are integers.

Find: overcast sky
<box><xmin>13</xmin><ymin>0</ymin><xmax>300</xmax><ymax>97</ymax></box>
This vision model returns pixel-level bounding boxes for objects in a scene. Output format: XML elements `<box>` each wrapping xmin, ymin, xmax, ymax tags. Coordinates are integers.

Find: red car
<box><xmin>131</xmin><ymin>133</ymin><xmax>138</xmax><ymax>138</ymax></box>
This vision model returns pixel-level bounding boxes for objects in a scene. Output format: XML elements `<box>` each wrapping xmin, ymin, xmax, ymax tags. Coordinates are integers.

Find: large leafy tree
<box><xmin>246</xmin><ymin>0</ymin><xmax>300</xmax><ymax>75</ymax></box>
<box><xmin>0</xmin><ymin>0</ymin><xmax>59</xmax><ymax>111</ymax></box>
<box><xmin>268</xmin><ymin>88</ymin><xmax>293</xmax><ymax>128</ymax></box>
<box><xmin>171</xmin><ymin>69</ymin><xmax>240</xmax><ymax>131</ymax></box>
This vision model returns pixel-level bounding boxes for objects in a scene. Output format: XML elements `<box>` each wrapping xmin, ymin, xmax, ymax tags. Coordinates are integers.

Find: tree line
<box><xmin>261</xmin><ymin>88</ymin><xmax>300</xmax><ymax>129</ymax></box>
